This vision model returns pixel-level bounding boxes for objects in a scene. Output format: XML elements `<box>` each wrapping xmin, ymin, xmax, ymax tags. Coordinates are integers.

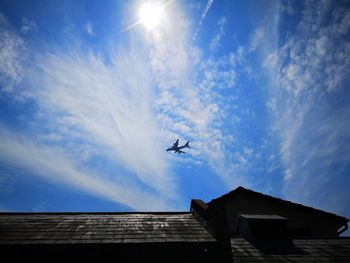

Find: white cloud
<box><xmin>0</xmin><ymin>1</ymin><xmax>250</xmax><ymax>209</ymax></box>
<box><xmin>140</xmin><ymin>2</ymin><xmax>250</xmax><ymax>189</ymax></box>
<box><xmin>332</xmin><ymin>5</ymin><xmax>350</xmax><ymax>35</ymax></box>
<box><xmin>199</xmin><ymin>53</ymin><xmax>237</xmax><ymax>91</ymax></box>
<box><xmin>249</xmin><ymin>26</ymin><xmax>266</xmax><ymax>51</ymax></box>
<box><xmin>0</xmin><ymin>13</ymin><xmax>25</xmax><ymax>94</ymax></box>
<box><xmin>263</xmin><ymin>52</ymin><xmax>278</xmax><ymax>70</ymax></box>
<box><xmin>283</xmin><ymin>169</ymin><xmax>292</xmax><ymax>181</ymax></box>
<box><xmin>281</xmin><ymin>105</ymin><xmax>350</xmax><ymax>213</ymax></box>
<box><xmin>0</xmin><ymin>126</ymin><xmax>173</xmax><ymax>211</ymax></box>
<box><xmin>31</xmin><ymin>46</ymin><xmax>176</xmax><ymax>200</ymax></box>
<box><xmin>209</xmin><ymin>16</ymin><xmax>227</xmax><ymax>52</ymax></box>
<box><xmin>0</xmin><ymin>2</ymin><xmax>232</xmax><ymax>212</ymax></box>
<box><xmin>261</xmin><ymin>0</ymin><xmax>350</xmax><ymax>215</ymax></box>
<box><xmin>20</xmin><ymin>18</ymin><xmax>37</xmax><ymax>34</ymax></box>
<box><xmin>201</xmin><ymin>0</ymin><xmax>214</xmax><ymax>20</ymax></box>
<box><xmin>84</xmin><ymin>22</ymin><xmax>95</xmax><ymax>37</ymax></box>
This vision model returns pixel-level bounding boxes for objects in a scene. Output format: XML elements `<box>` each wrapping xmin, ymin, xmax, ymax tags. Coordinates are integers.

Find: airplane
<box><xmin>166</xmin><ymin>139</ymin><xmax>190</xmax><ymax>154</ymax></box>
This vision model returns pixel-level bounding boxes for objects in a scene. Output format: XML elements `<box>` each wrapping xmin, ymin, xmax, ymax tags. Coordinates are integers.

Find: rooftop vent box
<box><xmin>235</xmin><ymin>214</ymin><xmax>294</xmax><ymax>253</ymax></box>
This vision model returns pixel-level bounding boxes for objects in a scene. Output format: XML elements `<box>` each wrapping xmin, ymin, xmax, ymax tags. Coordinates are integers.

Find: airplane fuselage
<box><xmin>166</xmin><ymin>140</ymin><xmax>190</xmax><ymax>154</ymax></box>
<box><xmin>166</xmin><ymin>145</ymin><xmax>187</xmax><ymax>151</ymax></box>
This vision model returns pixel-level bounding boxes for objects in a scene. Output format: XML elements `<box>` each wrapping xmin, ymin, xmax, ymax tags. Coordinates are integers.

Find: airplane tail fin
<box><xmin>184</xmin><ymin>141</ymin><xmax>190</xmax><ymax>148</ymax></box>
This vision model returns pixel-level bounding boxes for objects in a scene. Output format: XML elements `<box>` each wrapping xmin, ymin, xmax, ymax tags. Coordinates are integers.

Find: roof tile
<box><xmin>231</xmin><ymin>237</ymin><xmax>350</xmax><ymax>262</ymax></box>
<box><xmin>0</xmin><ymin>212</ymin><xmax>216</xmax><ymax>245</ymax></box>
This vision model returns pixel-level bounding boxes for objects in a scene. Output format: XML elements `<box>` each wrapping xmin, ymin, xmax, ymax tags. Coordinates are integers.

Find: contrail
<box><xmin>193</xmin><ymin>0</ymin><xmax>214</xmax><ymax>41</ymax></box>
<box><xmin>201</xmin><ymin>0</ymin><xmax>214</xmax><ymax>20</ymax></box>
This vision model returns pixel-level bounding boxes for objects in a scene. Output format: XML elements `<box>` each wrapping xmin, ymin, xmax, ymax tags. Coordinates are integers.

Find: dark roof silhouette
<box><xmin>208</xmin><ymin>186</ymin><xmax>348</xmax><ymax>224</ymax></box>
<box><xmin>1</xmin><ymin>186</ymin><xmax>349</xmax><ymax>262</ymax></box>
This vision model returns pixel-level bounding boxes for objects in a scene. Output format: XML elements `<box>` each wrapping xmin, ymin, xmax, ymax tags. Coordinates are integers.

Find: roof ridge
<box><xmin>0</xmin><ymin>211</ymin><xmax>190</xmax><ymax>215</ymax></box>
<box><xmin>209</xmin><ymin>186</ymin><xmax>348</xmax><ymax>222</ymax></box>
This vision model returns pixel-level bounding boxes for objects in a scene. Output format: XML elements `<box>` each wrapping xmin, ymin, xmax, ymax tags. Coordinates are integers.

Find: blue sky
<box><xmin>0</xmin><ymin>0</ymin><xmax>349</xmax><ymax>224</ymax></box>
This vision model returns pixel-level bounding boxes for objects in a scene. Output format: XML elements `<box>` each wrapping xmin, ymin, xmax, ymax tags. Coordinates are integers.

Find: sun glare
<box><xmin>139</xmin><ymin>2</ymin><xmax>164</xmax><ymax>30</ymax></box>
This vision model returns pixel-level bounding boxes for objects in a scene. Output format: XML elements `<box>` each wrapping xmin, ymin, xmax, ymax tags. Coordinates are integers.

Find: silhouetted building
<box><xmin>191</xmin><ymin>186</ymin><xmax>349</xmax><ymax>262</ymax></box>
<box><xmin>0</xmin><ymin>186</ymin><xmax>349</xmax><ymax>262</ymax></box>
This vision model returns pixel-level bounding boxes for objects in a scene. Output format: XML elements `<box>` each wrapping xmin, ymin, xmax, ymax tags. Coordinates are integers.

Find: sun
<box><xmin>139</xmin><ymin>2</ymin><xmax>164</xmax><ymax>30</ymax></box>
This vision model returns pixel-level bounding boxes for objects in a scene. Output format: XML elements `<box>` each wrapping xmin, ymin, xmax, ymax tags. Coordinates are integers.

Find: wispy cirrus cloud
<box><xmin>0</xmin><ymin>0</ymin><xmax>252</xmax><ymax>211</ymax></box>
<box><xmin>260</xmin><ymin>0</ymin><xmax>350</xmax><ymax>214</ymax></box>
<box><xmin>31</xmin><ymin>43</ymin><xmax>176</xmax><ymax>201</ymax></box>
<box><xmin>0</xmin><ymin>10</ymin><xmax>183</xmax><ymax>210</ymax></box>
<box><xmin>0</xmin><ymin>2</ymin><xmax>233</xmax><ymax>211</ymax></box>
<box><xmin>249</xmin><ymin>26</ymin><xmax>266</xmax><ymax>52</ymax></box>
<box><xmin>0</xmin><ymin>12</ymin><xmax>25</xmax><ymax>94</ymax></box>
<box><xmin>84</xmin><ymin>22</ymin><xmax>95</xmax><ymax>37</ymax></box>
<box><xmin>144</xmin><ymin>2</ymin><xmax>251</xmax><ymax>189</ymax></box>
<box><xmin>209</xmin><ymin>16</ymin><xmax>227</xmax><ymax>52</ymax></box>
<box><xmin>20</xmin><ymin>18</ymin><xmax>37</xmax><ymax>34</ymax></box>
<box><xmin>0</xmin><ymin>126</ymin><xmax>172</xmax><ymax>211</ymax></box>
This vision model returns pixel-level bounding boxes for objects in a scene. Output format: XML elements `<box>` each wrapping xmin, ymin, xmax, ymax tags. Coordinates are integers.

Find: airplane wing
<box><xmin>173</xmin><ymin>139</ymin><xmax>179</xmax><ymax>147</ymax></box>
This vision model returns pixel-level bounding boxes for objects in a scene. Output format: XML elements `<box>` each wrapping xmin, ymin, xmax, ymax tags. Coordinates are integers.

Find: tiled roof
<box><xmin>231</xmin><ymin>237</ymin><xmax>350</xmax><ymax>262</ymax></box>
<box><xmin>0</xmin><ymin>212</ymin><xmax>216</xmax><ymax>245</ymax></box>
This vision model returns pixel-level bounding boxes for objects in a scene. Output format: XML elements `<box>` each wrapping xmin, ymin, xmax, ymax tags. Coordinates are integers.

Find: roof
<box><xmin>239</xmin><ymin>214</ymin><xmax>287</xmax><ymax>221</ymax></box>
<box><xmin>209</xmin><ymin>186</ymin><xmax>348</xmax><ymax>224</ymax></box>
<box><xmin>231</xmin><ymin>237</ymin><xmax>350</xmax><ymax>262</ymax></box>
<box><xmin>0</xmin><ymin>212</ymin><xmax>216</xmax><ymax>245</ymax></box>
